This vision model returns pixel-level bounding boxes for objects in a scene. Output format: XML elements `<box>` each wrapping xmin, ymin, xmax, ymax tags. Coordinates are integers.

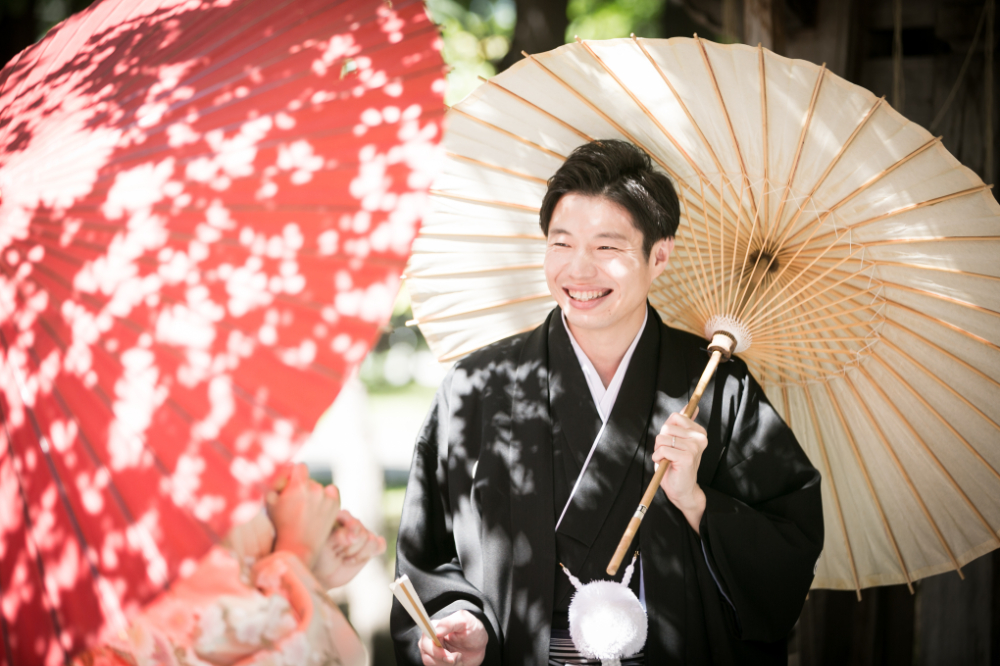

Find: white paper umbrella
<box><xmin>405</xmin><ymin>36</ymin><xmax>1000</xmax><ymax>596</ymax></box>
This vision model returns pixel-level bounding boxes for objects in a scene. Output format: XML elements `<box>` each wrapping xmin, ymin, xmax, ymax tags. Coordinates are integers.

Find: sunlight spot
<box><xmin>278</xmin><ymin>339</ymin><xmax>316</xmax><ymax>368</ymax></box>
<box><xmin>274</xmin><ymin>112</ymin><xmax>295</xmax><ymax>130</ymax></box>
<box><xmin>179</xmin><ymin>558</ymin><xmax>198</xmax><ymax>579</ymax></box>
<box><xmin>49</xmin><ymin>419</ymin><xmax>77</xmax><ymax>453</ymax></box>
<box><xmin>258</xmin><ymin>325</ymin><xmax>277</xmax><ymax>345</ymax></box>
<box><xmin>266</xmin><ymin>236</ymin><xmax>284</xmax><ymax>258</ymax></box>
<box><xmin>331</xmin><ymin>334</ymin><xmax>351</xmax><ymax>354</ymax></box>
<box><xmin>361</xmin><ymin>69</ymin><xmax>388</xmax><ymax>89</ymax></box>
<box><xmin>59</xmin><ymin>219</ymin><xmax>82</xmax><ymax>246</ymax></box>
<box><xmin>189</xmin><ymin>240</ymin><xmax>209</xmax><ymax>263</ymax></box>
<box><xmin>230</xmin><ymin>502</ymin><xmax>260</xmax><ymax>526</ymax></box>
<box><xmin>78</xmin><ymin>468</ymin><xmax>107</xmax><ymax>514</ymax></box>
<box><xmin>338</xmin><ymin>279</ymin><xmax>394</xmax><ymax>323</ymax></box>
<box><xmin>136</xmin><ymin>102</ymin><xmax>169</xmax><ymax>128</ymax></box>
<box><xmin>317</xmin><ymin>230</ymin><xmax>339</xmax><ymax>256</ymax></box>
<box><xmin>256</xmin><ymin>181</ymin><xmax>278</xmax><ymax>199</ymax></box>
<box><xmin>227</xmin><ymin>330</ymin><xmax>255</xmax><ymax>358</ymax></box>
<box><xmin>109</xmin><ymin>347</ymin><xmax>167</xmax><ymax>470</ymax></box>
<box><xmin>206</xmin><ymin>200</ymin><xmax>235</xmax><ymax>229</ymax></box>
<box><xmin>102</xmin><ymin>159</ymin><xmax>174</xmax><ymax>219</ymax></box>
<box><xmin>311</xmin><ymin>90</ymin><xmax>336</xmax><ymax>106</ymax></box>
<box><xmin>193</xmin><ymin>495</ymin><xmax>225</xmax><ymax>522</ymax></box>
<box><xmin>177</xmin><ymin>349</ymin><xmax>211</xmax><ymax>387</ymax></box>
<box><xmin>196</xmin><ymin>223</ymin><xmax>222</xmax><ymax>243</ymax></box>
<box><xmin>226</xmin><ymin>257</ymin><xmax>274</xmax><ymax>318</ymax></box>
<box><xmin>101</xmin><ymin>531</ymin><xmax>124</xmax><ymax>570</ymax></box>
<box><xmin>167</xmin><ymin>454</ymin><xmax>205</xmax><ymax>510</ymax></box>
<box><xmin>344</xmin><ymin>237</ymin><xmax>371</xmax><ymax>258</ymax></box>
<box><xmin>127</xmin><ymin>513</ymin><xmax>167</xmax><ymax>586</ymax></box>
<box><xmin>335</xmin><ymin>270</ymin><xmax>353</xmax><ymax>291</ymax></box>
<box><xmin>192</xmin><ymin>376</ymin><xmax>235</xmax><ymax>441</ymax></box>
<box><xmin>311</xmin><ymin>34</ymin><xmax>359</xmax><ymax>77</ymax></box>
<box><xmin>156</xmin><ymin>302</ymin><xmax>216</xmax><ymax>350</ymax></box>
<box><xmin>158</xmin><ymin>249</ymin><xmax>195</xmax><ymax>285</ymax></box>
<box><xmin>172</xmin><ymin>86</ymin><xmax>195</xmax><ymax>102</ymax></box>
<box><xmin>40</xmin><ymin>485</ymin><xmax>57</xmax><ymax>513</ymax></box>
<box><xmin>188</xmin><ymin>116</ymin><xmax>274</xmax><ymax>189</ymax></box>
<box><xmin>95</xmin><ymin>575</ymin><xmax>127</xmax><ymax>636</ymax></box>
<box><xmin>377</xmin><ymin>4</ymin><xmax>405</xmax><ymax>43</ymax></box>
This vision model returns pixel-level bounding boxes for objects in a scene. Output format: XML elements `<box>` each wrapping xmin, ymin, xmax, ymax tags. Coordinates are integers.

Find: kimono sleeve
<box><xmin>699</xmin><ymin>370</ymin><xmax>824</xmax><ymax>643</ymax></box>
<box><xmin>390</xmin><ymin>372</ymin><xmax>502</xmax><ymax>665</ymax></box>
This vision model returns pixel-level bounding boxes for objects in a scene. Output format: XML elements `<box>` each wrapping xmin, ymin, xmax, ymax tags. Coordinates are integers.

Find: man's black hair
<box><xmin>539</xmin><ymin>139</ymin><xmax>680</xmax><ymax>258</ymax></box>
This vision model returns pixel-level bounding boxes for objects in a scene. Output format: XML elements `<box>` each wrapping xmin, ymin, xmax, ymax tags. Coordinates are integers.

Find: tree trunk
<box><xmin>497</xmin><ymin>0</ymin><xmax>568</xmax><ymax>72</ymax></box>
<box><xmin>0</xmin><ymin>0</ymin><xmax>38</xmax><ymax>69</ymax></box>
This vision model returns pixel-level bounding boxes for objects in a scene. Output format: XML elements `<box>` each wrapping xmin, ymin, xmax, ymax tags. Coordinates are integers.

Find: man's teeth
<box><xmin>569</xmin><ymin>289</ymin><xmax>610</xmax><ymax>302</ymax></box>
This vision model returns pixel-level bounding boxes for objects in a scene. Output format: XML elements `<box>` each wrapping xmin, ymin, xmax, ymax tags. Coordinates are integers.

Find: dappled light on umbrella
<box><xmin>0</xmin><ymin>0</ymin><xmax>445</xmax><ymax>662</ymax></box>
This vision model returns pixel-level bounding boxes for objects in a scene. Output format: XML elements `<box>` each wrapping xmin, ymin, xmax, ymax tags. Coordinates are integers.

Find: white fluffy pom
<box><xmin>568</xmin><ymin>580</ymin><xmax>647</xmax><ymax>664</ymax></box>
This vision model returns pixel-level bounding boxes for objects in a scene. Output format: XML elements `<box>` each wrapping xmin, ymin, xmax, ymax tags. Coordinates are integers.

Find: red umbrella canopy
<box><xmin>0</xmin><ymin>0</ymin><xmax>444</xmax><ymax>661</ymax></box>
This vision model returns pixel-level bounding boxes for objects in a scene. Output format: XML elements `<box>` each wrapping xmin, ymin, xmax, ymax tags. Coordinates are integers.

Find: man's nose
<box><xmin>566</xmin><ymin>248</ymin><xmax>598</xmax><ymax>278</ymax></box>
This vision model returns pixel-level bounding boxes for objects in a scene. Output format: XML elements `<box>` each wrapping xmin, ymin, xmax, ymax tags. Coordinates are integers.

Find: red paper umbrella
<box><xmin>0</xmin><ymin>0</ymin><xmax>444</xmax><ymax>661</ymax></box>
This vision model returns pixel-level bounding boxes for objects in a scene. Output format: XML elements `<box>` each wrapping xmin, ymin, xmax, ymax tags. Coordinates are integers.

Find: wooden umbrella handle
<box><xmin>606</xmin><ymin>347</ymin><xmax>726</xmax><ymax>576</ymax></box>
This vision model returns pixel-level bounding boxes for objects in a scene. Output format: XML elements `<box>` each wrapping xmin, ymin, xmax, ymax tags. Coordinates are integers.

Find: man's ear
<box><xmin>649</xmin><ymin>237</ymin><xmax>674</xmax><ymax>278</ymax></box>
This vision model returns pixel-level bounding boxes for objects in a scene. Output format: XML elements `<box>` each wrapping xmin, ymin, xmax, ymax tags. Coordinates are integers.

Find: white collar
<box><xmin>560</xmin><ymin>307</ymin><xmax>648</xmax><ymax>423</ymax></box>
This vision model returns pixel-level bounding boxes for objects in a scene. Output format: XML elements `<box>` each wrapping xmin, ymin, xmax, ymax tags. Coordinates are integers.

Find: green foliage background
<box><xmin>426</xmin><ymin>0</ymin><xmax>707</xmax><ymax>105</ymax></box>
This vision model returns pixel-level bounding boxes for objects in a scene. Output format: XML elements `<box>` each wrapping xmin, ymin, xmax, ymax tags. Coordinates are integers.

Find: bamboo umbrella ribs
<box><xmin>406</xmin><ymin>36</ymin><xmax>1000</xmax><ymax>595</ymax></box>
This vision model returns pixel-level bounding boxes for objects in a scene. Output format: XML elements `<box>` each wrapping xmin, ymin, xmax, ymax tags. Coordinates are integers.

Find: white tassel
<box><xmin>559</xmin><ymin>563</ymin><xmax>584</xmax><ymax>590</ymax></box>
<box><xmin>621</xmin><ymin>553</ymin><xmax>637</xmax><ymax>587</ymax></box>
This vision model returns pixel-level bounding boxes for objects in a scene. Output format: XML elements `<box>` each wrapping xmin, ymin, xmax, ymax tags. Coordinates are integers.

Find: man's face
<box><xmin>544</xmin><ymin>193</ymin><xmax>672</xmax><ymax>335</ymax></box>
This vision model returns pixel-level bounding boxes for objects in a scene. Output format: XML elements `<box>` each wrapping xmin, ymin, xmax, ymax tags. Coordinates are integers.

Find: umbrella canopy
<box><xmin>406</xmin><ymin>36</ymin><xmax>1000</xmax><ymax>595</ymax></box>
<box><xmin>0</xmin><ymin>0</ymin><xmax>444</xmax><ymax>661</ymax></box>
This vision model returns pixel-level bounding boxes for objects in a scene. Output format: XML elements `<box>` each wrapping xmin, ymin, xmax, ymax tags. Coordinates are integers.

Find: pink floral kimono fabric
<box><xmin>74</xmin><ymin>515</ymin><xmax>367</xmax><ymax>666</ymax></box>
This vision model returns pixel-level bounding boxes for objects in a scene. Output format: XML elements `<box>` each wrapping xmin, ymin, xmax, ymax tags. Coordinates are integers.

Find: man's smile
<box><xmin>566</xmin><ymin>288</ymin><xmax>612</xmax><ymax>302</ymax></box>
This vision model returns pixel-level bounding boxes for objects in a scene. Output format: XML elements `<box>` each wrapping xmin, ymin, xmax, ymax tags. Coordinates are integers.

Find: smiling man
<box><xmin>391</xmin><ymin>140</ymin><xmax>823</xmax><ymax>666</ymax></box>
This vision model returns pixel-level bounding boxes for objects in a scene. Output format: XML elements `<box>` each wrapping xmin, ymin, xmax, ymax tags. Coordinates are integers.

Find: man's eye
<box><xmin>598</xmin><ymin>246</ymin><xmax>617</xmax><ymax>251</ymax></box>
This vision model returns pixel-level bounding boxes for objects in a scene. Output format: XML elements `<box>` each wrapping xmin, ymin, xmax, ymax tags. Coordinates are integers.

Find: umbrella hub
<box><xmin>745</xmin><ymin>249</ymin><xmax>780</xmax><ymax>281</ymax></box>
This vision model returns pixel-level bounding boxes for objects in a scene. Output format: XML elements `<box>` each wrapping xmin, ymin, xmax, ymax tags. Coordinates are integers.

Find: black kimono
<box><xmin>391</xmin><ymin>305</ymin><xmax>823</xmax><ymax>665</ymax></box>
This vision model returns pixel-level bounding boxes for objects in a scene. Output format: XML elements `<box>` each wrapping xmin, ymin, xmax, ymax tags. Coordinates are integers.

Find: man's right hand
<box><xmin>418</xmin><ymin>610</ymin><xmax>488</xmax><ymax>666</ymax></box>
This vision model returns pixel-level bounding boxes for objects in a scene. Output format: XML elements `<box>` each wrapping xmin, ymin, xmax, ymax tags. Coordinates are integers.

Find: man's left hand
<box><xmin>652</xmin><ymin>409</ymin><xmax>708</xmax><ymax>534</ymax></box>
